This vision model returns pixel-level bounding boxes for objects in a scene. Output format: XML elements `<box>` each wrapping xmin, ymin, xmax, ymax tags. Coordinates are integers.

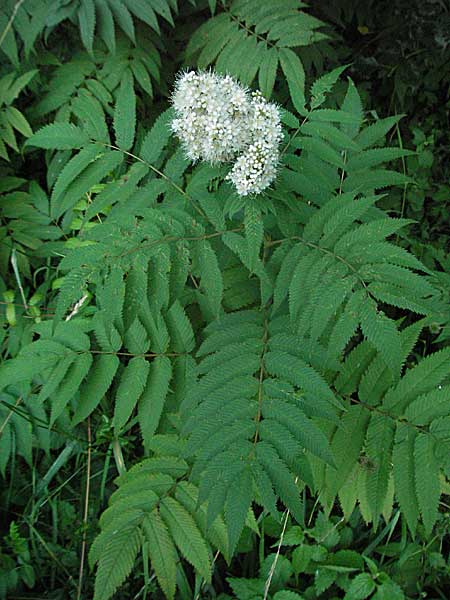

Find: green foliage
<box><xmin>0</xmin><ymin>522</ymin><xmax>35</xmax><ymax>599</ymax></box>
<box><xmin>0</xmin><ymin>0</ymin><xmax>181</xmax><ymax>60</ymax></box>
<box><xmin>221</xmin><ymin>507</ymin><xmax>450</xmax><ymax>599</ymax></box>
<box><xmin>186</xmin><ymin>1</ymin><xmax>329</xmax><ymax>99</ymax></box>
<box><xmin>0</xmin><ymin>2</ymin><xmax>449</xmax><ymax>600</ymax></box>
<box><xmin>0</xmin><ymin>69</ymin><xmax>36</xmax><ymax>159</ymax></box>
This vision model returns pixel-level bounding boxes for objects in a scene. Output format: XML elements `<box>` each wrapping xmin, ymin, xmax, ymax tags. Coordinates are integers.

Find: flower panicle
<box><xmin>171</xmin><ymin>70</ymin><xmax>282</xmax><ymax>196</ymax></box>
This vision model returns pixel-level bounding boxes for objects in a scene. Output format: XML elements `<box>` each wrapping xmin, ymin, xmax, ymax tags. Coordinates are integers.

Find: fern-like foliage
<box><xmin>0</xmin><ymin>179</ymin><xmax>63</xmax><ymax>279</ymax></box>
<box><xmin>0</xmin><ymin>70</ymin><xmax>36</xmax><ymax>160</ymax></box>
<box><xmin>0</xmin><ymin>391</ymin><xmax>49</xmax><ymax>475</ymax></box>
<box><xmin>0</xmin><ymin>0</ymin><xmax>181</xmax><ymax>61</ymax></box>
<box><xmin>1</xmin><ymin>58</ymin><xmax>449</xmax><ymax>600</ymax></box>
<box><xmin>89</xmin><ymin>451</ymin><xmax>227</xmax><ymax>600</ymax></box>
<box><xmin>323</xmin><ymin>336</ymin><xmax>450</xmax><ymax>535</ymax></box>
<box><xmin>183</xmin><ymin>309</ymin><xmax>337</xmax><ymax>552</ymax></box>
<box><xmin>28</xmin><ymin>31</ymin><xmax>160</xmax><ymax>149</ymax></box>
<box><xmin>186</xmin><ymin>0</ymin><xmax>328</xmax><ymax>98</ymax></box>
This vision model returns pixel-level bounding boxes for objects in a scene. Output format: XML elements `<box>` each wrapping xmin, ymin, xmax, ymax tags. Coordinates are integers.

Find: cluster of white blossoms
<box><xmin>171</xmin><ymin>71</ymin><xmax>282</xmax><ymax>196</ymax></box>
<box><xmin>225</xmin><ymin>91</ymin><xmax>282</xmax><ymax>196</ymax></box>
<box><xmin>171</xmin><ymin>70</ymin><xmax>253</xmax><ymax>164</ymax></box>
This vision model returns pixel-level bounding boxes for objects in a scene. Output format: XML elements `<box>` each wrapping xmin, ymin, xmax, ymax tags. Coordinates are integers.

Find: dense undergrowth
<box><xmin>0</xmin><ymin>1</ymin><xmax>449</xmax><ymax>599</ymax></box>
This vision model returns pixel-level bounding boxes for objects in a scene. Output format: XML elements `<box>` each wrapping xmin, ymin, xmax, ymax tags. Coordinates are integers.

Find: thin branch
<box><xmin>76</xmin><ymin>417</ymin><xmax>92</xmax><ymax>600</ymax></box>
<box><xmin>98</xmin><ymin>142</ymin><xmax>208</xmax><ymax>220</ymax></box>
<box><xmin>263</xmin><ymin>477</ymin><xmax>299</xmax><ymax>600</ymax></box>
<box><xmin>0</xmin><ymin>396</ymin><xmax>22</xmax><ymax>437</ymax></box>
<box><xmin>0</xmin><ymin>0</ymin><xmax>25</xmax><ymax>48</ymax></box>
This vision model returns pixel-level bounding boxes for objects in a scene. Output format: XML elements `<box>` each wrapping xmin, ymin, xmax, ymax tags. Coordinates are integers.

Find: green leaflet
<box><xmin>262</xmin><ymin>398</ymin><xmax>335</xmax><ymax>466</ymax></box>
<box><xmin>4</xmin><ymin>106</ymin><xmax>31</xmax><ymax>139</ymax></box>
<box><xmin>79</xmin><ymin>0</ymin><xmax>96</xmax><ymax>55</ymax></box>
<box><xmin>166</xmin><ymin>301</ymin><xmax>195</xmax><ymax>353</ymax></box>
<box><xmin>364</xmin><ymin>414</ymin><xmax>395</xmax><ymax>525</ymax></box>
<box><xmin>383</xmin><ymin>347</ymin><xmax>450</xmax><ymax>414</ymax></box>
<box><xmin>139</xmin><ymin>355</ymin><xmax>172</xmax><ymax>448</ymax></box>
<box><xmin>113</xmin><ymin>357</ymin><xmax>150</xmax><ymax>434</ymax></box>
<box><xmin>72</xmin><ymin>354</ymin><xmax>120</xmax><ymax>425</ymax></box>
<box><xmin>279</xmin><ymin>47</ymin><xmax>306</xmax><ymax>115</ymax></box>
<box><xmin>256</xmin><ymin>441</ymin><xmax>304</xmax><ymax>525</ymax></box>
<box><xmin>272</xmin><ymin>243</ymin><xmax>303</xmax><ymax>312</ymax></box>
<box><xmin>340</xmin><ymin>78</ymin><xmax>363</xmax><ymax>138</ymax></box>
<box><xmin>323</xmin><ymin>405</ymin><xmax>369</xmax><ymax>505</ymax></box>
<box><xmin>259</xmin><ymin>46</ymin><xmax>279</xmax><ymax>99</ymax></box>
<box><xmin>297</xmin><ymin>136</ymin><xmax>345</xmax><ymax>168</ymax></box>
<box><xmin>96</xmin><ymin>0</ymin><xmax>116</xmax><ymax>52</ymax></box>
<box><xmin>225</xmin><ymin>467</ymin><xmax>253</xmax><ymax>554</ymax></box>
<box><xmin>159</xmin><ymin>497</ymin><xmax>211</xmax><ymax>582</ymax></box>
<box><xmin>113</xmin><ymin>69</ymin><xmax>136</xmax><ymax>151</ymax></box>
<box><xmin>325</xmin><ymin>289</ymin><xmax>365</xmax><ymax>361</ymax></box>
<box><xmin>343</xmin><ymin>169</ymin><xmax>412</xmax><ymax>193</ymax></box>
<box><xmin>175</xmin><ymin>482</ymin><xmax>229</xmax><ymax>562</ymax></box>
<box><xmin>124</xmin><ymin>317</ymin><xmax>150</xmax><ymax>354</ymax></box>
<box><xmin>50</xmin><ymin>352</ymin><xmax>93</xmax><ymax>424</ymax></box>
<box><xmin>108</xmin><ymin>0</ymin><xmax>135</xmax><ymax>42</ymax></box>
<box><xmin>310</xmin><ymin>65</ymin><xmax>349</xmax><ymax>110</ymax></box>
<box><xmin>37</xmin><ymin>353</ymin><xmax>76</xmax><ymax>404</ymax></box>
<box><xmin>414</xmin><ymin>434</ymin><xmax>440</xmax><ymax>535</ymax></box>
<box><xmin>264</xmin><ymin>349</ymin><xmax>340</xmax><ymax>410</ymax></box>
<box><xmin>195</xmin><ymin>239</ymin><xmax>223</xmax><ymax>318</ymax></box>
<box><xmin>244</xmin><ymin>200</ymin><xmax>263</xmax><ymax>272</ymax></box>
<box><xmin>93</xmin><ymin>527</ymin><xmax>141</xmax><ymax>600</ymax></box>
<box><xmin>404</xmin><ymin>386</ymin><xmax>450</xmax><ymax>425</ymax></box>
<box><xmin>86</xmin><ymin>161</ymin><xmax>148</xmax><ymax>219</ymax></box>
<box><xmin>26</xmin><ymin>123</ymin><xmax>90</xmax><ymax>150</ymax></box>
<box><xmin>140</xmin><ymin>108</ymin><xmax>174</xmax><ymax>164</ymax></box>
<box><xmin>360</xmin><ymin>300</ymin><xmax>402</xmax><ymax>379</ymax></box>
<box><xmin>55</xmin><ymin>149</ymin><xmax>123</xmax><ymax>218</ymax></box>
<box><xmin>345</xmin><ymin>147</ymin><xmax>414</xmax><ymax>171</ymax></box>
<box><xmin>51</xmin><ymin>144</ymin><xmax>101</xmax><ymax>206</ymax></box>
<box><xmin>143</xmin><ymin>510</ymin><xmax>177</xmax><ymax>600</ymax></box>
<box><xmin>301</xmin><ymin>121</ymin><xmax>360</xmax><ymax>151</ymax></box>
<box><xmin>355</xmin><ymin>115</ymin><xmax>404</xmax><ymax>149</ymax></box>
<box><xmin>393</xmin><ymin>424</ymin><xmax>419</xmax><ymax>535</ymax></box>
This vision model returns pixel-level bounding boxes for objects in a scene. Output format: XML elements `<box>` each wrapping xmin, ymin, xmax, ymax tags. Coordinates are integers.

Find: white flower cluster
<box><xmin>171</xmin><ymin>70</ymin><xmax>252</xmax><ymax>164</ymax></box>
<box><xmin>226</xmin><ymin>91</ymin><xmax>282</xmax><ymax>196</ymax></box>
<box><xmin>171</xmin><ymin>71</ymin><xmax>282</xmax><ymax>196</ymax></box>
